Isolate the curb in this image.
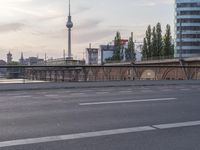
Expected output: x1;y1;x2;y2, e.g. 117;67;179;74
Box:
0;80;200;92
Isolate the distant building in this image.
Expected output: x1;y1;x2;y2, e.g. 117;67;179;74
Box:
7;52;13;64
23;57;44;66
98;39;129;65
19;52;24;65
175;0;200;57
0;60;6;65
98;45;115;65
46;58;85;66
0;60;7;78
86;48;98;65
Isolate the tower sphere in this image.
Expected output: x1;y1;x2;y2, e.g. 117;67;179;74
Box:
66;20;73;28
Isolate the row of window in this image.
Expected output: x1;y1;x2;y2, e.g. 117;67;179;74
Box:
177;34;200;38
177;26;200;31
177;18;200;23
178;11;200;15
177;3;200;8
177;42;200;46
176;50;200;54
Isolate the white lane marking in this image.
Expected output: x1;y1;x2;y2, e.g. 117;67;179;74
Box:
70;93;86;96
45;95;59;97
161;89;172;92
180;89;190;91
153;120;200;129
0;126;154;148
141;90;153;93
79;98;177;106
119;91;132;93
13;96;31;98
1;120;200;148
96;92;109;95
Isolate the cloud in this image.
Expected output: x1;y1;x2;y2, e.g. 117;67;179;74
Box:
76;19;103;30
0;23;25;33
0;0;174;60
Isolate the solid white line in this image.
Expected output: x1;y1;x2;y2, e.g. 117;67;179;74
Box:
0;120;200;148
153;120;200;129
0;126;154;148
79;98;177;106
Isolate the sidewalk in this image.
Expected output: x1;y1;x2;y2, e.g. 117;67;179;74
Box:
0;80;200;91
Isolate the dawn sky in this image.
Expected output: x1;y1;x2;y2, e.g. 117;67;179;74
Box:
0;0;174;60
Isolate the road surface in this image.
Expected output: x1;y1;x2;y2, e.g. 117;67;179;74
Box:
0;84;200;149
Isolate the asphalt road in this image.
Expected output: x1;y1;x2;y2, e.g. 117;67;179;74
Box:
0;84;200;149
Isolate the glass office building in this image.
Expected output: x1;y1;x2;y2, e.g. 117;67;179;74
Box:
175;0;200;58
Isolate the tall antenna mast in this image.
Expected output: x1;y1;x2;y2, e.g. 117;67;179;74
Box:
66;0;73;59
69;0;71;16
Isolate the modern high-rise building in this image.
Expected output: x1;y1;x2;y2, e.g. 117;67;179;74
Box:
175;0;200;58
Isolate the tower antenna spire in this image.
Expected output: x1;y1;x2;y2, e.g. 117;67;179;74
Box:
69;0;71;16
66;0;73;59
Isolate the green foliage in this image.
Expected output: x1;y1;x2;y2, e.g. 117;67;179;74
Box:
142;38;148;59
146;25;152;57
151;27;157;57
142;23;174;60
125;35;136;61
112;31;123;61
156;23;163;56
163;24;174;57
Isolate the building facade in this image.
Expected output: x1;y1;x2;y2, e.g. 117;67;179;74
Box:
86;48;98;65
175;0;200;58
98;45;115;65
7;52;13;64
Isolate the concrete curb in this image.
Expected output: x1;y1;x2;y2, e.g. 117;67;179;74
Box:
0;80;200;92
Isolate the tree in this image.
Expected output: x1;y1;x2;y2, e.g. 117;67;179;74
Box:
146;25;152;58
142;38;148;59
163;24;174;57
156;23;163;57
112;31;122;61
151;26;157;58
125;34;136;61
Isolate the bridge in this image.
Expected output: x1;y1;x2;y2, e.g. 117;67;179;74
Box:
23;57;200;82
0;59;200;150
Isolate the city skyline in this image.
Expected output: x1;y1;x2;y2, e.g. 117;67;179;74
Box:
0;0;174;61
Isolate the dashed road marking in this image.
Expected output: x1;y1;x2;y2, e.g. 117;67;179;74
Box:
153;120;200;129
119;91;132;93
13;96;32;98
79;98;177;106
180;89;190;91
96;92;109;95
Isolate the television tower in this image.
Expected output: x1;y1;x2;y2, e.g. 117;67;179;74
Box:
66;0;73;59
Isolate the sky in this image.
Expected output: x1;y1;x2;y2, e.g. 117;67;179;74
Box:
0;0;174;61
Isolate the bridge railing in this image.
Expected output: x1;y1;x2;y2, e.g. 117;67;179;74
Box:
0;64;200;84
